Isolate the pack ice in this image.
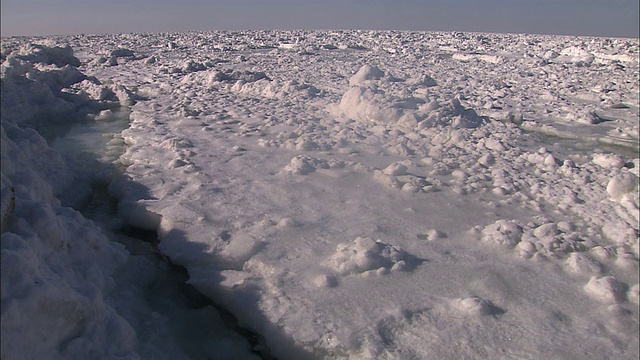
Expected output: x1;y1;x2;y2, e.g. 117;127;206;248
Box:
2;31;638;359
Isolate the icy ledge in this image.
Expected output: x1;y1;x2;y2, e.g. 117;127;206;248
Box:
1;43;261;359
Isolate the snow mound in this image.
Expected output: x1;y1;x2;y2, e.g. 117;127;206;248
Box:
181;69;238;85
336;87;482;128
70;79;118;103
417;98;483;129
372;167;436;193
593;153;626;168
326;237;409;275
422;229;447;241
180;66;322;100
602;221;638;247
584;276;627;303
335;64;483;128
1;44;134;127
415;74;438;87
606;173;638;201
337;86;402;124
109;48;136;58
1;61;83;125
481;220;523;248
231;78;321;100
564;253;603;275
452;53;503;64
450;296;502;316
515;222;588;258
10;43;81;67
382;162;409;176
283;155;329;175
349;64;384;86
555;46;595;65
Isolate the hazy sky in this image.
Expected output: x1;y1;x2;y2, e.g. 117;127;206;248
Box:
1;0;638;38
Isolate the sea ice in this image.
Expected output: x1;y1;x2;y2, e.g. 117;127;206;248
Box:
2;31;638;360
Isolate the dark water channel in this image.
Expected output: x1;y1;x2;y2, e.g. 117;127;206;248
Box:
47;110;275;360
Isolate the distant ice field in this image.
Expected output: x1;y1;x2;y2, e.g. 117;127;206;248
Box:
1;30;638;359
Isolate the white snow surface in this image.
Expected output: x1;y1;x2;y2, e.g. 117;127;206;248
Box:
2;31;639;359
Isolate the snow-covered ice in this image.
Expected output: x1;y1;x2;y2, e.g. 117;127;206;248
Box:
2;30;639;359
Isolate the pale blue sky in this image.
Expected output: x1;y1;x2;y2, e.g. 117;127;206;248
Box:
1;0;638;38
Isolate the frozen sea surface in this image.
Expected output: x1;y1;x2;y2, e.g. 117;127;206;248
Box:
1;31;639;359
